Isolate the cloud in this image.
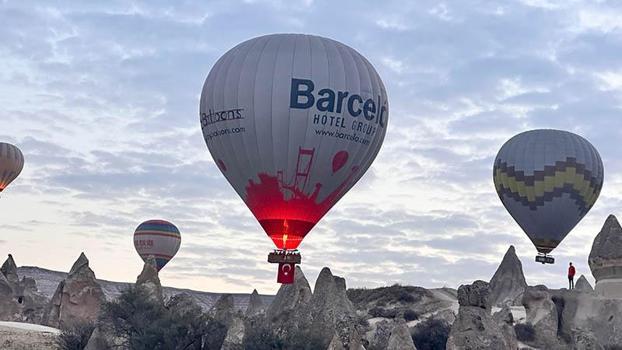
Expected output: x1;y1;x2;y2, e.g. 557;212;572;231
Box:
1;0;622;294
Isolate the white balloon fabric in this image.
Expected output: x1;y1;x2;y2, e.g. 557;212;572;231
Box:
133;220;181;271
200;34;388;250
0;142;24;193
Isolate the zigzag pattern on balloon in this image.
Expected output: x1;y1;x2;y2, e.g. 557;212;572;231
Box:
493;157;603;214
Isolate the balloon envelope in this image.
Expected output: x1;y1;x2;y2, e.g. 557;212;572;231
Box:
493;129;604;254
200;34;388;250
133;220;181;271
0;143;24;193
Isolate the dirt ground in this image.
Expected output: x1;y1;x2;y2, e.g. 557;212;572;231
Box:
0;324;59;350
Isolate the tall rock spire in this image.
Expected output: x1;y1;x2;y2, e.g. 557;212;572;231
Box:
489;245;527;307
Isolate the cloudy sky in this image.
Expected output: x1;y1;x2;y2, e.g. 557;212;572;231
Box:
2;0;622;294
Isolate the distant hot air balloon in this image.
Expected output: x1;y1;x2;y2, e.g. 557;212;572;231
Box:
133;220;181;271
493;129;604;264
0;142;24;194
199;34;388;283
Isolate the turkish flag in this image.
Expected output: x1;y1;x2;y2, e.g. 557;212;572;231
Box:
277;263;295;284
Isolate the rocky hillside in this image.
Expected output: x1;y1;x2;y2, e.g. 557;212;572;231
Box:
4;213;622;349
17;265;274;311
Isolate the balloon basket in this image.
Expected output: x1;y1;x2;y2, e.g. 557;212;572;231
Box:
535;254;555;264
268;250;301;284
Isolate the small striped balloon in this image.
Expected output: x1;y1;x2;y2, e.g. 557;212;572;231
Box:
133;220;181;271
0;142;24;193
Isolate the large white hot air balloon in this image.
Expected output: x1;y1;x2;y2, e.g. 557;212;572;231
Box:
200;34;388;283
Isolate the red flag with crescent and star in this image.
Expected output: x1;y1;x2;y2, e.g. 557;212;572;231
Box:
277;263;295;284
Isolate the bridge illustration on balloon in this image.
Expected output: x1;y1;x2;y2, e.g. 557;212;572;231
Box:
241;147;358;283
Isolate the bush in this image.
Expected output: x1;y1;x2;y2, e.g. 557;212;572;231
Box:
368;306;398;319
403;309;419;321
398;290;416;303
347;284;427;307
56;322;95;350
243;324;285;350
203;320;227;350
102;287;215;350
411;318;450;350
514;324;535;342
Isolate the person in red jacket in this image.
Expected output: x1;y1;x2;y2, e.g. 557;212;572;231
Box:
568;262;576;290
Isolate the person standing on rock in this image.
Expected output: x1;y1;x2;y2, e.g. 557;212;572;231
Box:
568;262;576;290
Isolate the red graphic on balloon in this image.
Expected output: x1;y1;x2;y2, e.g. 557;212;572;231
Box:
244;147;359;250
332;151;349;174
217;159;227;172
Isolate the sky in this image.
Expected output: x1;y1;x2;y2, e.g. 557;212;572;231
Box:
2;0;622;295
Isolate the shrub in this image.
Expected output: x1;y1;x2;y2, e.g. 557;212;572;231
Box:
56;322;95;350
411;318;450;350
398;290;416;303
347;284;427;307
203;320;228;350
514;323;536;342
102;287;215;350
403;309;419;321
243;323;287;350
369;306;398;319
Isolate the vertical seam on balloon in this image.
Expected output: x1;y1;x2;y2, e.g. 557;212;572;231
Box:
520;131;538;250
577;134;594;216
267;35;285;182
245;36;271;192
311;36;334;198
206;42;239;192
295;34;313;195
339;44;371;202
284;35;299;201
354;51;386;190
232;39;259;195
345;49;373;195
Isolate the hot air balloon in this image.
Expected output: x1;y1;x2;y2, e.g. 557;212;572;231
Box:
0;142;24;194
199;34;388;283
133;220;181;271
493;129;604;264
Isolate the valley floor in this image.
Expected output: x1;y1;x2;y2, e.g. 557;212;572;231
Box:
0;321;59;350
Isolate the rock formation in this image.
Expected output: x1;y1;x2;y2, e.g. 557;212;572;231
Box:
305;267;360;349
1;254;19;285
245;289;264;317
327;333;346;350
446;280;514;350
212;293;235;327
135;255;162;303
386;321;417;350
0;267;19;320
489;245;527;307
221;316;245;350
0;254;47;323
492;306;518;350
43;252;105;328
575;275;594;293
368;320;392;350
589;214;622;298
84;325;124;350
572;328;604;350
265;266;312;337
522;285;564;349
